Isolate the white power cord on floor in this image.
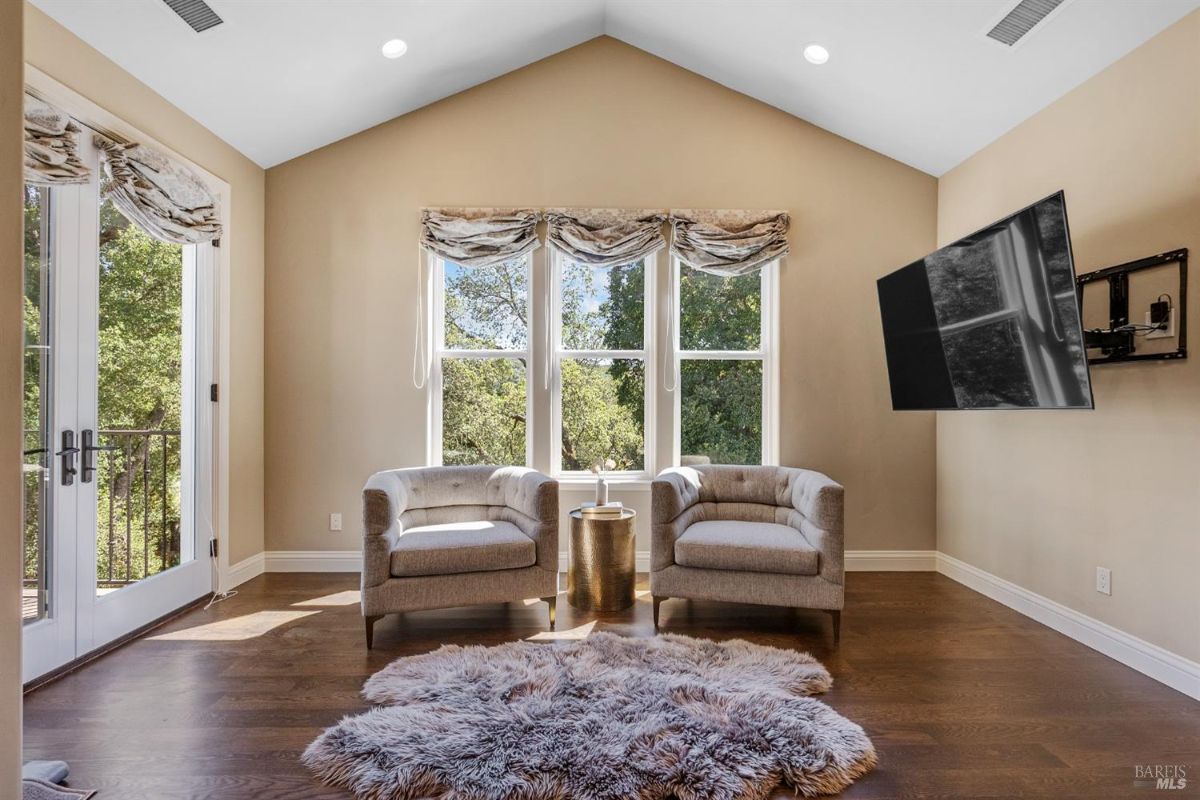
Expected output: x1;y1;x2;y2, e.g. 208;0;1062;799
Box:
203;589;237;610
204;550;237;610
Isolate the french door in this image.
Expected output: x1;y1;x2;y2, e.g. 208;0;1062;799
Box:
22;135;216;682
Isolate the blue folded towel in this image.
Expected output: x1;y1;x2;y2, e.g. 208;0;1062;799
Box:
21;761;69;784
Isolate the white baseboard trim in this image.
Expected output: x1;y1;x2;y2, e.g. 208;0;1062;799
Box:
845;549;938;571
936;552;1200;701
549;550;938;573
225;552;265;589
254;549;940;577
264;550;362;572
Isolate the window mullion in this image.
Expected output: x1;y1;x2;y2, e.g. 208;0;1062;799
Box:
440;349;528;359
560;349;645;360
677;351;764;360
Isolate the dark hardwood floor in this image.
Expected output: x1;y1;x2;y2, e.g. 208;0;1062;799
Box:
23;572;1199;799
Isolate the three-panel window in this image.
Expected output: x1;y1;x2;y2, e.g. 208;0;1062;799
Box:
432;251;778;479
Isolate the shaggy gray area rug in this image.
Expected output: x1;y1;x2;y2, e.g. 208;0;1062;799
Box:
304;632;875;800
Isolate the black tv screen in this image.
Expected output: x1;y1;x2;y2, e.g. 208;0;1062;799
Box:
877;191;1093;410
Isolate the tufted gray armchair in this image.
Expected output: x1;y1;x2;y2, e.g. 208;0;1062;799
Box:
360;465;558;648
650;464;845;642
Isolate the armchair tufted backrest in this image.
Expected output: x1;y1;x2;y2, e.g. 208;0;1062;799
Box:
692;465;794;505
382;465;541;528
692;464;796;526
655;464;843;529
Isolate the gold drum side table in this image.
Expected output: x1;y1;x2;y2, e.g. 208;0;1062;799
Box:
567;508;636;611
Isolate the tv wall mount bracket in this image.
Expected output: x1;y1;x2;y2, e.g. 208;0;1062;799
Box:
1076;248;1187;365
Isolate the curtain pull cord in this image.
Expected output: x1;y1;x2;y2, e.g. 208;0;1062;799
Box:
664;256;677;392
412;245;427;390
544;244;553;391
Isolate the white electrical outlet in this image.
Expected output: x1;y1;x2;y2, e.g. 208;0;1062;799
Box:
1095;566;1111;596
329;512;343;532
1145;309;1175;340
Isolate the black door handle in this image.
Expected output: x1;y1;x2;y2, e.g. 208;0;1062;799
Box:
81;429;121;484
55;430;79;486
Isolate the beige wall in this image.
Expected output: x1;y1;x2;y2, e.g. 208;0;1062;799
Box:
2;1;25;792
265;37;938;555
937;11;1200;661
24;5;267;564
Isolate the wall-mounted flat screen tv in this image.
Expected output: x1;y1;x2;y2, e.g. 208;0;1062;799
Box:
877;191;1093;410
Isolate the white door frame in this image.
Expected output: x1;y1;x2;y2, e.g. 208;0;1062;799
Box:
20;182;85;680
21;67;230;681
75;129;215;648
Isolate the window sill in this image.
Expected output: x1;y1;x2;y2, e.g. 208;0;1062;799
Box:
555;476;653;491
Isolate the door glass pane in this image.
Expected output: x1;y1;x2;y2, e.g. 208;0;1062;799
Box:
443;258;528;350
561;259;644;350
95;199;187;593
680;359;762;465
679;266;761;351
23;186;52;623
442;357;527;466
560;357;644;472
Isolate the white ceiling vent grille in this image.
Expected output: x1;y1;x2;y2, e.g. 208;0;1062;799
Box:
986;0;1065;46
162;0;223;33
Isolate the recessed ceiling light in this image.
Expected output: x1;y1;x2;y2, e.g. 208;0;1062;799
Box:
381;39;408;59
803;44;829;65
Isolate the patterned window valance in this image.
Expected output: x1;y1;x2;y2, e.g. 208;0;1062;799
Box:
23;96;90;186
420;208;540;268
670;209;790;276
411;206;790;389
543;208;665;267
412;208;540;389
95;135;222;245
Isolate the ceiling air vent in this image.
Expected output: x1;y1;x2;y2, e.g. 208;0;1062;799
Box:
986;0;1065;46
162;0;223;33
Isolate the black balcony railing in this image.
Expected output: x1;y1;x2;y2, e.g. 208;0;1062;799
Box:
96;428;182;589
22;428;183;612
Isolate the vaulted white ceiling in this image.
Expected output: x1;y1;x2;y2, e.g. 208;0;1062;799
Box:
30;0;1200;174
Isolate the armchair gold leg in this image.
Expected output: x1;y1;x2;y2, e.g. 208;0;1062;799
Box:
542;596;557;631
652;596;664;629
364;615;382;649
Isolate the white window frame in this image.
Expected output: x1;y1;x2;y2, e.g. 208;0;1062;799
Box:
423;248;778;481
549;249;657;481
671;257;780;466
429;253;534;468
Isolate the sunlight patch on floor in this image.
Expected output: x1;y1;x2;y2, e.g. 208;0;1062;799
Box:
521;596;556;607
148;610;320;641
527;621;595;641
292;590;361;607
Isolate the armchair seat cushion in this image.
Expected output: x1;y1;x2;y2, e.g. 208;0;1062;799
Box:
674;520;819;576
390;520;536;578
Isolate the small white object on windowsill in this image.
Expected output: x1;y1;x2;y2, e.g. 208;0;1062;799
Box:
590;458;616;506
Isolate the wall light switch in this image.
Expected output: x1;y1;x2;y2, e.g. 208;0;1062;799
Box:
1095;566;1111;596
330;512;343;532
